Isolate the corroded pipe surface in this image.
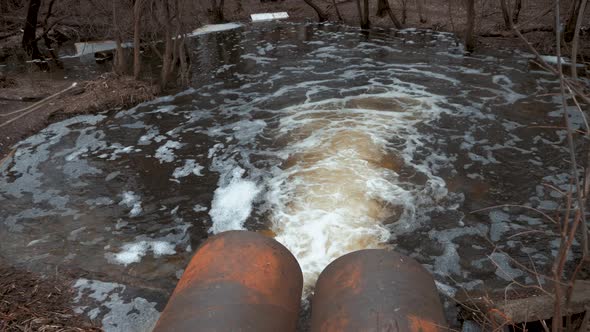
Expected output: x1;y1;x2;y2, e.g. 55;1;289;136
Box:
153;231;303;332
311;249;446;332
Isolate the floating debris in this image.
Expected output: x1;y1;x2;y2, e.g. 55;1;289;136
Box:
251;12;289;22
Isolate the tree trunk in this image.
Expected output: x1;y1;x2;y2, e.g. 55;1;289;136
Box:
355;0;364;28
332;0;343;21
209;0;225;23
176;0;190;86
160;2;173;90
362;0;370;28
1;0;8;15
500;0;511;30
448;0;455;32
377;0;387;17
303;0;328;22
512;0;522;24
464;0;476;52
112;0;125;75
41;0;60;68
565;0;582;42
416;0;426;23
379;0;402;29
400;0;407;24
355;0;370;28
133;0;143;80
22;0;41;59
570;0;588;79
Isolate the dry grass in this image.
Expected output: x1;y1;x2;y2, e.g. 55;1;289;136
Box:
0;259;101;332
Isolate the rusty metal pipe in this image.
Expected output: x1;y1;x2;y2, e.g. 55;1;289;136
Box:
311;249;447;332
153;231;303;332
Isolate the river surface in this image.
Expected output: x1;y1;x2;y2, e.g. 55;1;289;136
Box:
0;22;582;330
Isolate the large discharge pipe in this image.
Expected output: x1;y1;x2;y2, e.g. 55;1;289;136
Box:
153;231;303;332
311;249;447;332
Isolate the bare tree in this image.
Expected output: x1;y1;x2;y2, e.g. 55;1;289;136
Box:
377;0;387;17
416;0;426;23
133;0;143;80
464;0;476;52
500;0;511;29
570;0;588;79
377;0;402;29
38;0;60;65
362;0;370;27
564;0;582;42
500;0;521;30
332;0;343;22
355;0;370;29
396;0;407;24
208;0;224;24
159;0;173;88
1;0;8;15
303;0;328;22
112;0;125;75
22;0;41;59
512;0;521;24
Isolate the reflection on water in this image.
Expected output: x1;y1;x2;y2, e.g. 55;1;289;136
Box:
0;22;571;329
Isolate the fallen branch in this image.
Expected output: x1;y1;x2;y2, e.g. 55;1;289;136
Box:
512;26;590;105
0;83;78;129
0;29;20;41
0;149;15;168
464;280;590;325
480;26;553;37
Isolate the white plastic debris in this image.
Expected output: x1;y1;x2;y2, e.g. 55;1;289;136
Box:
250;12;289;22
73;41;132;57
188;23;242;37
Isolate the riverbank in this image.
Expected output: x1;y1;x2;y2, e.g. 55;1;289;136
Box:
0;256;100;331
0;73;156;161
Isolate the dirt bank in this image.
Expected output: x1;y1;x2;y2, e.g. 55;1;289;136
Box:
0;73;156;330
0;73;156;161
0;256;101;332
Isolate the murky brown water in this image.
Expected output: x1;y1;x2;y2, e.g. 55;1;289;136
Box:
0;22;581;330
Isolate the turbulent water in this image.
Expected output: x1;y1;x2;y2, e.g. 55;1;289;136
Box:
0;22;581;330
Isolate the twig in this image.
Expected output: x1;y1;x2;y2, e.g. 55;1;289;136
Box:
471;204;558;224
0;149;15;168
570;0;588;79
554;0;589;260
518;5;553;29
579;307;590;332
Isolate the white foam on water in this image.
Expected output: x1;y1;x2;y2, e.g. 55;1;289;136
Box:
172;159;204;179
193;204;208;212
73;278;159;332
209;167;261;234
154;141;183;163
111;240;176;266
120;191;142;218
241;53;277;65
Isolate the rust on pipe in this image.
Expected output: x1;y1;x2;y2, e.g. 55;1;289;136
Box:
311;249;447;332
153;230;303;332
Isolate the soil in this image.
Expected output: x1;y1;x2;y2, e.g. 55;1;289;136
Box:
0;257;101;332
0;73;156;161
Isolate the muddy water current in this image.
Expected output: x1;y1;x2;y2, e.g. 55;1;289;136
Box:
0;22;582;330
